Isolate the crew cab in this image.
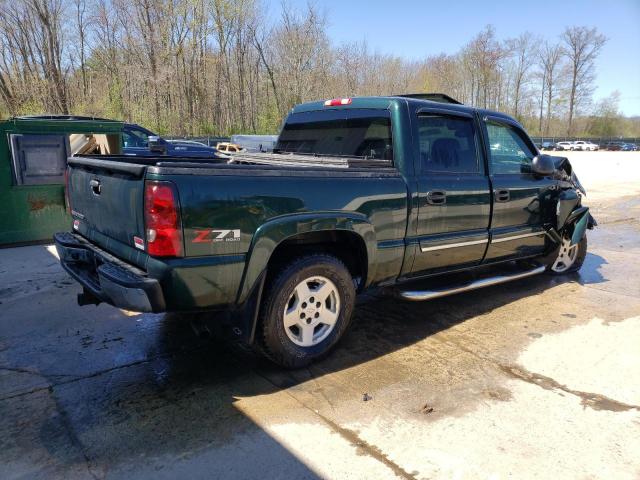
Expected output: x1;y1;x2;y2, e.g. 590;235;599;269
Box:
55;95;594;367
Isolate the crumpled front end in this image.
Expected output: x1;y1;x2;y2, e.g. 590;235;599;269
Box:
550;156;596;246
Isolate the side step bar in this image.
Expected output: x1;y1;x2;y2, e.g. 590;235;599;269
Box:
397;265;546;302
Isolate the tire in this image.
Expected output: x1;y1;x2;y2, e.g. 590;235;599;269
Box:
258;254;356;368
547;234;587;274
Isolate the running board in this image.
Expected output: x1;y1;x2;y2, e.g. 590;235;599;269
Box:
397;265;546;301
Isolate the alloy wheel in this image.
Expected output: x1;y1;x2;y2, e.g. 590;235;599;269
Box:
282;276;341;347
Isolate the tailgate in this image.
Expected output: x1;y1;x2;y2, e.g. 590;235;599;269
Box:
68;157;146;249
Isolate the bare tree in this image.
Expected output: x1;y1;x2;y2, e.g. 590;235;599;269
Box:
506;32;537;120
538;42;564;135
561;26;607;135
0;4;630;138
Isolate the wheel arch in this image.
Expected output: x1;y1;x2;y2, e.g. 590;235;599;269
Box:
236;212;376;306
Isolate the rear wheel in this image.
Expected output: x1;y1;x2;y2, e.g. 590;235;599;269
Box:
547;234;587;274
258;254;356;368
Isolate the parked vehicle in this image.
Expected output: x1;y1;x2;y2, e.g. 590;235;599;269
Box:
231;134;279;153
622;143;639;151
572;141;598;151
55;95;594;367
602;142;624;151
540;141;558;151
216;142;245;153
122;123;221;158
556;141;573;151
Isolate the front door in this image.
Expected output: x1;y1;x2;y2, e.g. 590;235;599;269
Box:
410;108;491;276
482;116;557;261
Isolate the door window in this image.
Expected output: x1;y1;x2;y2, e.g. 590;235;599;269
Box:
417;115;480;173
122;127;149;148
486;121;535;174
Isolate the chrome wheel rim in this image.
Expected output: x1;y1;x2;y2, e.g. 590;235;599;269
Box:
283;276;340;347
551;236;579;273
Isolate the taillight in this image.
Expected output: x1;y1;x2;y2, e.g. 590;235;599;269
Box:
64;167;71;214
324;98;352;107
144;180;183;257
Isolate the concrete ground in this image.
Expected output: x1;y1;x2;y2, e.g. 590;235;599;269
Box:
1;151;639;479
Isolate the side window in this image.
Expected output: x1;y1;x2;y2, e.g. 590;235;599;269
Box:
122;128;149;148
417;115;479;173
486;121;535;174
9;134;68;186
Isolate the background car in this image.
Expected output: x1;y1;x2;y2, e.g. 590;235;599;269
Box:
216;142;245;153
622;143;639;151
540;141;558;151
556;141;573;151
602;142;624;151
572;141;598;151
122;123;221;158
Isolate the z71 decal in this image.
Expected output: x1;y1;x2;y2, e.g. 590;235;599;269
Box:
193;229;241;243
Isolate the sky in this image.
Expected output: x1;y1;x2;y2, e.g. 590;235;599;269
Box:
277;0;640;116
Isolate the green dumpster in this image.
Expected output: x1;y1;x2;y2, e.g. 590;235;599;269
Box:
0;116;123;246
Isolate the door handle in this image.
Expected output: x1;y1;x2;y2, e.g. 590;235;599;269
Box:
426;190;447;205
494;189;509;202
90;179;101;196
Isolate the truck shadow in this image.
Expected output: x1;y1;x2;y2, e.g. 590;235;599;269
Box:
34;262;607;475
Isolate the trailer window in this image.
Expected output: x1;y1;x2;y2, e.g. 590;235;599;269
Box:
276;109;393;161
9;134;68;186
10;133;121;186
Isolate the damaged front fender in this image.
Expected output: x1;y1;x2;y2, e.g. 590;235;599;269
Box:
570;208;590;246
557;206;594;246
550;155;595;246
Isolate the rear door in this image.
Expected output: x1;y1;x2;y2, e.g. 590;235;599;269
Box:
482;116;556;261
410;107;491;275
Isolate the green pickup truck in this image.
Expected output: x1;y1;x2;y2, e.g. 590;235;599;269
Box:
55;95;594;367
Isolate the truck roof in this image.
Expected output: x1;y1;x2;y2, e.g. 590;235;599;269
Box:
12;114;122;122
291;95;518;126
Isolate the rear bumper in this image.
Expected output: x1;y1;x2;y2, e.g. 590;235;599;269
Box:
54;232;166;313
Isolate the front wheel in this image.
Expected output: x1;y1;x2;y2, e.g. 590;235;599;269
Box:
258;254;356;368
547;234;587;274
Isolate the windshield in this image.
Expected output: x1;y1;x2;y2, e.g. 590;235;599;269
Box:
275;109;393;160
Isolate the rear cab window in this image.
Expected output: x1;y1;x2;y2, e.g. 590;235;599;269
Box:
275;109;393;161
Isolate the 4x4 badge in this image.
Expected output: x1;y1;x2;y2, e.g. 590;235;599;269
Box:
193;229;241;243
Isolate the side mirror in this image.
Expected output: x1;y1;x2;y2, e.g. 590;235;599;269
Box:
148;136;167;155
531;154;555;176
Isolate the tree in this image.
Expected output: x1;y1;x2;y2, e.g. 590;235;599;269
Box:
461;25;505;109
589;91;621;137
0;7;630;138
561;26;607;135
506;32;537;120
538;41;564;135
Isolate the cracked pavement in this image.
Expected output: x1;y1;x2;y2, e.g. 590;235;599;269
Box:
1;152;639;479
